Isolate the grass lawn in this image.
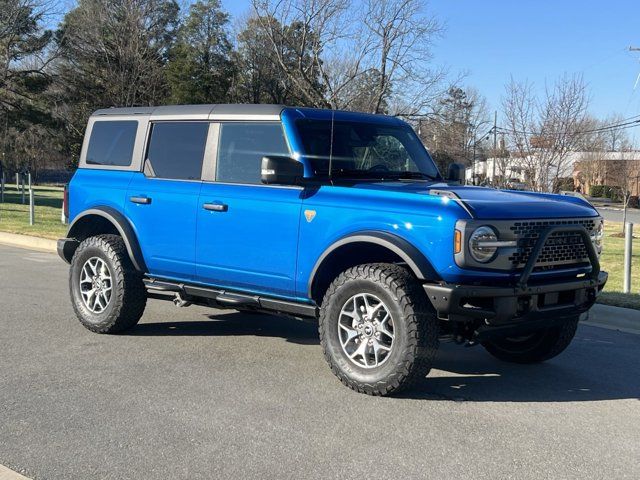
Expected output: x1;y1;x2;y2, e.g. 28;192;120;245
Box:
0;184;67;239
597;221;640;310
1;185;639;309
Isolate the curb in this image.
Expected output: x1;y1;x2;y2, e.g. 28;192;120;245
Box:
0;232;57;253
0;464;31;480
583;304;640;335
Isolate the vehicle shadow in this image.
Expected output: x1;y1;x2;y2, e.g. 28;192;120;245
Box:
129;311;320;346
402;326;640;402
130;314;639;402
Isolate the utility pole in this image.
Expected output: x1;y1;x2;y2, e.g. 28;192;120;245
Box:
492;111;497;184
630;46;640;89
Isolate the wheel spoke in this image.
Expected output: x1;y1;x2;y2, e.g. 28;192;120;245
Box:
362;294;372;314
379;313;394;339
80;265;92;284
92;292;101;311
88;258;98;276
339;322;359;345
341;309;357;319
372;340;391;367
81;288;95;304
369;301;384;318
350;340;369;366
353;296;361;318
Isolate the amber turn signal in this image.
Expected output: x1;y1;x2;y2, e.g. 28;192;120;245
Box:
454;230;462;254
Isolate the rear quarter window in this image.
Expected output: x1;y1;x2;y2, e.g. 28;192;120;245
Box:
86;121;138;167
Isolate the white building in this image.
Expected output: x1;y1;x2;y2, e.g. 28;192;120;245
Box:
466;151;640;191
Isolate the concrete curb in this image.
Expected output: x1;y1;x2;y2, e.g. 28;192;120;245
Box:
583;303;640;335
0;464;31;480
0;232;57;253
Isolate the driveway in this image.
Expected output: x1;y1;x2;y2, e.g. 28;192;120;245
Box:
1;245;638;479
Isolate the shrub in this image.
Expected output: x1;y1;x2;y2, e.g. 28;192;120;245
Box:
590;185;606;197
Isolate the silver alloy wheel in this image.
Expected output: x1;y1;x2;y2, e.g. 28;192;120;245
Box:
338;293;395;369
79;256;113;314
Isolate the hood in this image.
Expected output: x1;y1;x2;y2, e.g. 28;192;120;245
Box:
347;181;599;220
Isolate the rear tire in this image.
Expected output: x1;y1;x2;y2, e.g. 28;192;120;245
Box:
319;263;438;396
482;316;579;364
69;234;146;333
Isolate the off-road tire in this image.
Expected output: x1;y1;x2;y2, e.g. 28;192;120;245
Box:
319;263;439;396
70;234;146;333
482;316;579;364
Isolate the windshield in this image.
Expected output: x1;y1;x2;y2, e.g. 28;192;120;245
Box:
295;119;441;180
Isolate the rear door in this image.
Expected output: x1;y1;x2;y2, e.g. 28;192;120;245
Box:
126;121;212;281
195;122;303;298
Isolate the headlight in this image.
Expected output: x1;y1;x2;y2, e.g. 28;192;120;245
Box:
592;221;604;253
469;226;498;263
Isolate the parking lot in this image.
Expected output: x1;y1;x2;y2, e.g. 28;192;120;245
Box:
1;244;639;479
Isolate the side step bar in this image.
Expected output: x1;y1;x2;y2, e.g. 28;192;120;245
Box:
143;278;318;319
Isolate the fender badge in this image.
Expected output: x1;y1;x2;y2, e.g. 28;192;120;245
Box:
304;209;316;222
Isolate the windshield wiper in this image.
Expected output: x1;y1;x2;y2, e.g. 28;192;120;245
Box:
389;172;437;180
329;170;437;181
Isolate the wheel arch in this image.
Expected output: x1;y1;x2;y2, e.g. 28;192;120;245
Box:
61;207;147;272
308;231;439;304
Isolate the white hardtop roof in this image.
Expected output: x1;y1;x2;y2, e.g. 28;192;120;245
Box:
91;104;286;120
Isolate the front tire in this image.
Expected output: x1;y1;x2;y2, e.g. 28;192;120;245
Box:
482;316;579;364
70;234;147;333
319;264;438;396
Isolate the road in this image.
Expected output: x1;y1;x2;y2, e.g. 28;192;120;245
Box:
596;206;640;224
1;244;639;480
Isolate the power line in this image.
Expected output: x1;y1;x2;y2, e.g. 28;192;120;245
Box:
494;115;640;137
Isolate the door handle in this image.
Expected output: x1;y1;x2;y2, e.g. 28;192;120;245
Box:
130;196;152;205
203;202;228;212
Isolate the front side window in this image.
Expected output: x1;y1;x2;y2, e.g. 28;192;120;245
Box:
295;119;440;180
216;122;290;184
145;122;209;180
86;120;138;167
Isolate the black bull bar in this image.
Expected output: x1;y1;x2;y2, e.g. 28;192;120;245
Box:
424;225;608;326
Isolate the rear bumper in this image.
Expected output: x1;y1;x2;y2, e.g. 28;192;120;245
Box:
423;271;608;324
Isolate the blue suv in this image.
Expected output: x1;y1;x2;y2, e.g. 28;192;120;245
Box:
58;104;607;396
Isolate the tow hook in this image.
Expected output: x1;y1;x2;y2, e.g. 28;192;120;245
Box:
173;293;192;308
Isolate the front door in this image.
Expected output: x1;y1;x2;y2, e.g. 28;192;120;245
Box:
125;121;209;281
196;122;303;298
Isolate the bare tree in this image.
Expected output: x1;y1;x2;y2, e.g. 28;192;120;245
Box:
607;155;640;232
501;74;589;192
361;0;445;115
249;0;446;113
419;86;490;175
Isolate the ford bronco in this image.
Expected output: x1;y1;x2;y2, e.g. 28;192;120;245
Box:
58;104;607;396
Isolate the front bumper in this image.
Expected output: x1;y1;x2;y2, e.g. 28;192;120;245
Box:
425;223;607;324
424;271;607;324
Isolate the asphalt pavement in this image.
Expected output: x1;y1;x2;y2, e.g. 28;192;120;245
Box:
1;245;639;480
596;206;640;224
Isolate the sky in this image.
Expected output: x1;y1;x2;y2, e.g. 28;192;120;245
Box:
221;0;640;124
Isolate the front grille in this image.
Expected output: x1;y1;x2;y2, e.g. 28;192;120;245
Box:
507;218;598;270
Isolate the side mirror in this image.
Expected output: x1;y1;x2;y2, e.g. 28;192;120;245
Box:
261;156;304;185
447;163;465;184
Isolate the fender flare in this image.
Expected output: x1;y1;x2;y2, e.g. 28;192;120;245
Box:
65;207;147;272
307;230;440;297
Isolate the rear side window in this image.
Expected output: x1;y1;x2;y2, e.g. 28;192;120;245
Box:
86;121;138;167
216;122;289;184
145;122;209;180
